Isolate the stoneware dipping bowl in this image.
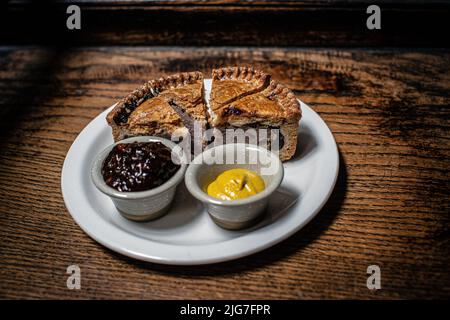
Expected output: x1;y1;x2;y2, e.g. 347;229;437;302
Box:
185;143;284;230
91;136;188;222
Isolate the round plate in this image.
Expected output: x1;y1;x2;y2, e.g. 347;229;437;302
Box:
61;80;339;265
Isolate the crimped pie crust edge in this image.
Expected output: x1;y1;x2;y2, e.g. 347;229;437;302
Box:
212;66;270;86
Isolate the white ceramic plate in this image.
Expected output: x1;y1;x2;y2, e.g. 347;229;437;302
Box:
61;79;339;265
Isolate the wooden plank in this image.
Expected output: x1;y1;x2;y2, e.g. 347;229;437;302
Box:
10;0;450;5
0;46;449;299
1;2;449;46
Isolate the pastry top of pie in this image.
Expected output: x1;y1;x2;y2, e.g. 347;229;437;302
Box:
106;71;206;132
209;67;301;126
128;77;206;128
107;72;204;125
210;67;270;106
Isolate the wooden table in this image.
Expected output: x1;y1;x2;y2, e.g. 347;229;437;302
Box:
2;1;450;47
0;46;448;299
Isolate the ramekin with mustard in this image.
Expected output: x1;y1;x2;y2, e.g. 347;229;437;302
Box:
185;143;284;230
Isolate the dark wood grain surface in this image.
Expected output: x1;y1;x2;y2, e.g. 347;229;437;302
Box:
2;1;450;46
0;46;449;299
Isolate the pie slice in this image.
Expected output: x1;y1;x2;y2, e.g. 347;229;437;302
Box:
107;72;207;149
208;67;301;161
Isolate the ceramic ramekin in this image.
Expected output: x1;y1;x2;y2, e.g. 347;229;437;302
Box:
91;136;187;222
185;143;284;230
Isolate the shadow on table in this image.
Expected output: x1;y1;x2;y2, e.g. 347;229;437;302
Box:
0;47;67;141
113;148;348;276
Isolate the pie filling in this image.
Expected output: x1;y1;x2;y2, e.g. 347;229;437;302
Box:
114;101;139;125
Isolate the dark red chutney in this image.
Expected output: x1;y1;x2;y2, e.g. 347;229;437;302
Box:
102;141;180;192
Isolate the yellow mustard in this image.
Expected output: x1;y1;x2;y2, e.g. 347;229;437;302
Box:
207;168;265;201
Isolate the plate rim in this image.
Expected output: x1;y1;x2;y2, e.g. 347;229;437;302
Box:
61;98;339;265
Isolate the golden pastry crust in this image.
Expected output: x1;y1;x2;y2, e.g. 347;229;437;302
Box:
211;79;301;126
106;72;205;141
210;66;270;109
107;71;203;125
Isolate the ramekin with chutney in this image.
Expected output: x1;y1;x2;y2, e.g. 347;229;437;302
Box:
91;136;187;221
